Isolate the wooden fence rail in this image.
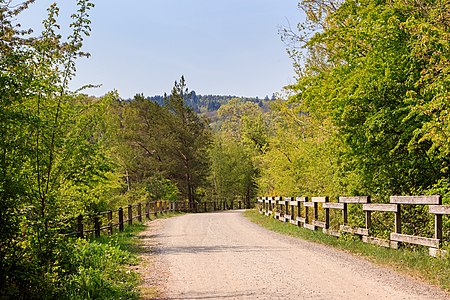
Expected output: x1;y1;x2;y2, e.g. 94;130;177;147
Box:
72;199;245;238
257;195;449;257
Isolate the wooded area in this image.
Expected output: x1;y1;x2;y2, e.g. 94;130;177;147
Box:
2;0;450;298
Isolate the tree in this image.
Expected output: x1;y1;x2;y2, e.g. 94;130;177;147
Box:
164;77;211;205
0;1;108;296
256;99;343;198
209;134;257;208
275;0;450;200
111;78;211;206
210;98;267;207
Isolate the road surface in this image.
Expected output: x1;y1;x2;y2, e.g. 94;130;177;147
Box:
140;210;449;299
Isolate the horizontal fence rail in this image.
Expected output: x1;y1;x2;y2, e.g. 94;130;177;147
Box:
257;195;449;257
71;199;246;238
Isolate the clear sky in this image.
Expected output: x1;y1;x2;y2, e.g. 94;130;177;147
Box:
19;1;304;99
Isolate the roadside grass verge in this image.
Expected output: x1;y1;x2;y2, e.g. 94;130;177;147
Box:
93;211;185;253
76;211;185;300
244;209;450;292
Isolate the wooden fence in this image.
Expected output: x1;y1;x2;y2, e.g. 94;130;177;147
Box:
72;199;245;238
256;195;450;257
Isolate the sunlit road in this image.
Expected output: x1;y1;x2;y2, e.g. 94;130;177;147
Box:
150;210;449;299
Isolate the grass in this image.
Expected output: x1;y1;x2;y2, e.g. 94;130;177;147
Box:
92;211;185;300
93;222;147;254
93;211;185;252
244;209;450;292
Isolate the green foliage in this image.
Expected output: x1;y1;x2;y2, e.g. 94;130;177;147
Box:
145;175;180;202
0;1;142;298
164;77;212;203
252;0;450;248
1;233;139;299
62;239;139;300
257;99;343;197
260;0;450;203
209;135;257;204
111;77;211;205
208;99;266;207
148;92;266;114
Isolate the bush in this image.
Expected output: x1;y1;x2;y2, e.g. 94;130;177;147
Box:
1;235;140;300
61;239;139;300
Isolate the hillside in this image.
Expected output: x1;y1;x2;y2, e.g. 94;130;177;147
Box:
148;91;275;113
148;91;275;130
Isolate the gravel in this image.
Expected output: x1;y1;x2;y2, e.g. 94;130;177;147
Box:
140;210;450;300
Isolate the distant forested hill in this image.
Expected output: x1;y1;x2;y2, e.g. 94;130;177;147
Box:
147;91;275;114
147;91;275;131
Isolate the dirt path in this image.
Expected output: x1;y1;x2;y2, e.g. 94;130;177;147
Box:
140;210;449;299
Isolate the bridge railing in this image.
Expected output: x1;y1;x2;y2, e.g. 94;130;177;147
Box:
256;195;450;257
68;199;244;238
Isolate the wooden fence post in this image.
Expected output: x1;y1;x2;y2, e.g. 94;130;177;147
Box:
324;196;329;229
305;197;310;225
394;204;401;234
434;195;443;243
128;204;133;226
154;201;158;217
435;214;443;241
365;196;372;231
285;199;290;218
119;207;124;232
138;202;142;222
146;202;150;219
314;201;319;224
343;203;348;225
108;210;113;235
77;214;84;238
94;216;100;238
239;200;242;209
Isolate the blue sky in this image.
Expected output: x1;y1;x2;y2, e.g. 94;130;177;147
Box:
20;1;304;98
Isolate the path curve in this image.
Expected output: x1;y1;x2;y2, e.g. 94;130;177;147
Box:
147;210;449;299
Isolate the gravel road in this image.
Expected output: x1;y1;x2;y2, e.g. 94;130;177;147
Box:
144;210;449;299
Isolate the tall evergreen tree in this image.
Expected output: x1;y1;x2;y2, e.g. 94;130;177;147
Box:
164;77;211;205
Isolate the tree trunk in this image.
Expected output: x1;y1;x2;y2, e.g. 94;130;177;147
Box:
245;185;251;209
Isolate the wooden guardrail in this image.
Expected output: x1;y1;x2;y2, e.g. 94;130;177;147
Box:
71;199;245;238
257;195;449;257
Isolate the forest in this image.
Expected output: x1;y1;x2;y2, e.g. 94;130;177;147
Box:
2;0;450;298
147;92;268;114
